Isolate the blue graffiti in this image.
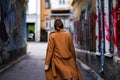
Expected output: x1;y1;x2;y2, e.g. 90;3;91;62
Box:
0;0;27;64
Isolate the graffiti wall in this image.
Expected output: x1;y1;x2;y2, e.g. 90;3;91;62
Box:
0;0;27;64
73;0;120;79
74;2;96;52
116;0;120;57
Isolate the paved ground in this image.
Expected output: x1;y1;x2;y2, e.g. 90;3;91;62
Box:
0;42;103;80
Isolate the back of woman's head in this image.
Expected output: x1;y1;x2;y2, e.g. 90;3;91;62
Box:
54;19;63;31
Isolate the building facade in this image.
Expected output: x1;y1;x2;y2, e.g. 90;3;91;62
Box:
26;0;40;42
40;0;73;41
0;0;27;66
72;0;120;79
40;0;51;42
49;0;73;32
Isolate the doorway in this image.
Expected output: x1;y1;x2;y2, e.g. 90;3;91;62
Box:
27;23;35;41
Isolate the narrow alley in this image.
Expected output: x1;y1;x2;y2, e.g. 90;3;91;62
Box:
0;42;103;80
0;0;120;80
0;42;46;80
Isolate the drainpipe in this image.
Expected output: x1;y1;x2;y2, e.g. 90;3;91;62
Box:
97;0;105;73
109;0;114;54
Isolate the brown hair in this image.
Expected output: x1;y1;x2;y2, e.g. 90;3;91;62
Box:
54;19;63;31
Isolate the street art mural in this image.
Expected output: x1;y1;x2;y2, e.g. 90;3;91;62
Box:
116;0;120;57
74;2;96;52
0;0;27;65
73;0;120;57
72;0;120;79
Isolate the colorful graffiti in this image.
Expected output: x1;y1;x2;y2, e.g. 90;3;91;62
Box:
73;0;120;57
74;2;96;52
0;0;27;64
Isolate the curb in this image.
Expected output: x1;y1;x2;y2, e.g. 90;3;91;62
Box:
76;59;104;80
0;54;27;73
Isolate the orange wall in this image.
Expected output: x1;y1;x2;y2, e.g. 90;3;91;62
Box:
41;0;51;30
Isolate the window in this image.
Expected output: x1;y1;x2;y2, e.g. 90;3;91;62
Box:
46;19;50;29
45;0;50;8
51;18;54;28
59;0;65;4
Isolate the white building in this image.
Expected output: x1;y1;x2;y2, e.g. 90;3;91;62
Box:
26;0;40;42
49;0;73;32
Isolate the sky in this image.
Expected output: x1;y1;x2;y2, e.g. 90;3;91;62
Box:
27;0;37;14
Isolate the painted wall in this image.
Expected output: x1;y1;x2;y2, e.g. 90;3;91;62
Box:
0;0;27;64
41;0;51;30
72;0;120;79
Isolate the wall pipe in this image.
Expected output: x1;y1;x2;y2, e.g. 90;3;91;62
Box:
109;0;114;54
97;0;105;73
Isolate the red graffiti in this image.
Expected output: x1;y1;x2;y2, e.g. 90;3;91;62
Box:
104;13;110;42
96;35;98;40
112;7;118;47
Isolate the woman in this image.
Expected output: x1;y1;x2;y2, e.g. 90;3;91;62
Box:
44;19;82;80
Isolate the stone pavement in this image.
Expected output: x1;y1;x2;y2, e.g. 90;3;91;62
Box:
0;42;103;80
77;59;104;80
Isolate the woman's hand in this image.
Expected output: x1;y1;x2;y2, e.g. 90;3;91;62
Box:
44;65;49;71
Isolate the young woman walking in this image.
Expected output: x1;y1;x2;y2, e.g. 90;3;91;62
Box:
44;19;82;80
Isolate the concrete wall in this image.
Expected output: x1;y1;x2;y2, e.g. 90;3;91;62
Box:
41;0;51;30
76;50;120;80
72;0;120;79
0;0;27;65
40;0;51;42
26;0;40;42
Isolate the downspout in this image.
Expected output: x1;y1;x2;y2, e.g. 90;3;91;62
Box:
97;0;105;73
109;0;114;54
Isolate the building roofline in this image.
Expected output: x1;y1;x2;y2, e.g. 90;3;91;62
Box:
50;13;70;16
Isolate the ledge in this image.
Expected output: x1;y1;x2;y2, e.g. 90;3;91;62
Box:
75;49;114;58
95;52;101;56
114;56;120;63
104;53;114;58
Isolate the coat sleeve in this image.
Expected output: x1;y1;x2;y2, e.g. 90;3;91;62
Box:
69;34;76;61
45;35;54;66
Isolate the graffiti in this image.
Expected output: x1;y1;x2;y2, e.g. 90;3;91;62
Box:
112;8;117;47
74;2;96;52
0;0;27;64
104;13;110;42
109;0;114;54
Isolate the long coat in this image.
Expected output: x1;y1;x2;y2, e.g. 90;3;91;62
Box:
45;29;82;80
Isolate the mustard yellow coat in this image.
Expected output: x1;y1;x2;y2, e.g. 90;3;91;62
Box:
45;29;82;80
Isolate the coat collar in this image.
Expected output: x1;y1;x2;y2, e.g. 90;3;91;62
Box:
55;29;65;32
